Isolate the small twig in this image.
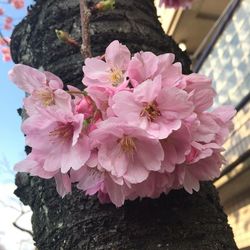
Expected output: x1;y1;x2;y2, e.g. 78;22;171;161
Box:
13;209;33;236
0;199;33;236
13;222;33;236
79;0;92;58
0;30;10;47
0;200;20;212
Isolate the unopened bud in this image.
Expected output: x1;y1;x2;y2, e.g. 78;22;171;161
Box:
75;96;95;119
55;29;79;48
95;0;115;11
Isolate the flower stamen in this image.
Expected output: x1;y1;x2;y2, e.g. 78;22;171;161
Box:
119;136;136;153
49;123;74;141
140;102;161;121
34;89;55;106
109;68;123;86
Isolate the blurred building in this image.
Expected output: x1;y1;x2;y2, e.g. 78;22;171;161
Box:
156;0;250;249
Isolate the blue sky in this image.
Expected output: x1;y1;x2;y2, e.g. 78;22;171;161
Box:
0;0;34;183
0;2;34;250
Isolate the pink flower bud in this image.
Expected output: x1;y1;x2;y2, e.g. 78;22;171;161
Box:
75;96;95;119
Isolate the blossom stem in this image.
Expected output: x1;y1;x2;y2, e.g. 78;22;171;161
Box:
66;90;87;96
79;0;92;58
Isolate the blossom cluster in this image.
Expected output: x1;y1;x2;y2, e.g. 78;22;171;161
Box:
10;40;235;207
0;0;24;61
159;0;193;9
0;38;11;61
0;0;24;29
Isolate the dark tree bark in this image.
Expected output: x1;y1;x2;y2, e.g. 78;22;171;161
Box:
11;0;238;249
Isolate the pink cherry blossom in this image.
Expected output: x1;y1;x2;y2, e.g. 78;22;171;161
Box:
9;64;63;93
0;1;24;62
161;125;191;173
211;106;236;144
184;73;216;113
11;40;235;207
126;172;174;200
100;172;174;207
90;118;164;185
193;112;221;143
14;149;58;179
82;40;130;90
173;151;223;194
193;105;235;144
15;150;72;198
3;16;13;30
127;51;182;87
185;141;220;164
11;0;24;9
4;16;13;23
71;167;105;196
22;105;91;174
86;85;113;118
1;47;11;61
112;76;193;139
9;64;65;115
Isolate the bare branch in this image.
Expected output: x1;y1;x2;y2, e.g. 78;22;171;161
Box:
0;199;33;236
0;200;20;212
13;222;33;237
13;208;33;236
0;30;10;47
79;0;92;58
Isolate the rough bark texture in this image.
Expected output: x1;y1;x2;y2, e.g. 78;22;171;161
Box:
12;0;238;249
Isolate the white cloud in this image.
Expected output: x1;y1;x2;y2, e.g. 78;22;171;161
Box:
0;183;34;250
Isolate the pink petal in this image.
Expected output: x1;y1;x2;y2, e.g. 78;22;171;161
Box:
135;139;164;171
83;58;109;82
44;71;64;89
123;160;149;184
54;89;73;115
157;87;194;119
127;51;158;86
133;76;162;103
105;40;131;70
105;175;125;207
61;135;90;173
112;91;142;122
54;172;72;197
8;64;46;93
183;169;200;194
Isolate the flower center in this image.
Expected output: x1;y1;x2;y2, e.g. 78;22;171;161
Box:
119;136;136;153
140;102;161;121
34;89;55;107
109;68;123;86
49;123;74;142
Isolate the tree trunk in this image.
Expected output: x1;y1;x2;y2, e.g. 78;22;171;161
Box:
11;0;238;249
